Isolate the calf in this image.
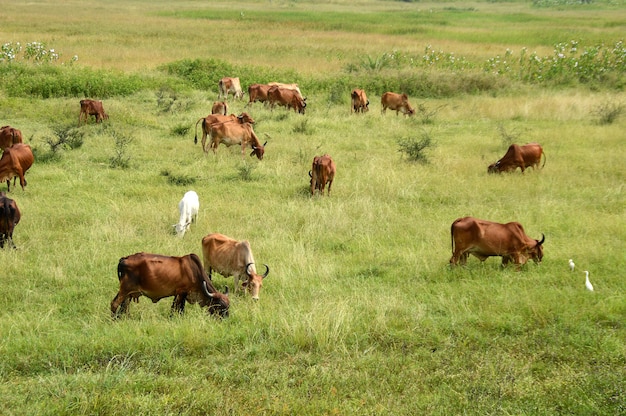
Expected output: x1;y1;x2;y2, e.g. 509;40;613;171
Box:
351;89;369;113
381;92;415;116
78;99;108;125
202;233;270;300
0;144;34;192
0;192;21;249
310;154;336;196
111;252;229;319
173;191;199;237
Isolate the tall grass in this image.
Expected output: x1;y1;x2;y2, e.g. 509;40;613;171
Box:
0;1;624;415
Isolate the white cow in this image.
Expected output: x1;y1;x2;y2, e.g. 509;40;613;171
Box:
174;191;199;237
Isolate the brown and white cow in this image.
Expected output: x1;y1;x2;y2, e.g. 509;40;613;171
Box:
218;77;244;100
211;101;229;116
0;192;20;249
268;86;306;114
0;144;34;192
194;112;256;154
351;89;369;113
310;154;336;196
449;217;545;269
111;252;230;319
78;99;108;126
208;120;266;160
0;126;23;150
488;143;545;174
202;233;270;301
381;92;415;116
247;83;272;106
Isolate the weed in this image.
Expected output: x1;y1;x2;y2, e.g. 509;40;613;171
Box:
592;101;624;125
237;162;257;181
397;130;435;163
109;130;133;169
36;125;84;162
496;123;522;148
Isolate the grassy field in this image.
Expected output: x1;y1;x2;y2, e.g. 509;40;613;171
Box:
0;0;625;415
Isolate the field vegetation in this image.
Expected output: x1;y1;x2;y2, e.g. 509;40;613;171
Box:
0;0;624;414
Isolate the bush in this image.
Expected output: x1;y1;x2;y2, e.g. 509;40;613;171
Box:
592;101;624;125
397;131;435;163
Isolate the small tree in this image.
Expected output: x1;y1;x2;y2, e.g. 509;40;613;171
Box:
397;130;435;163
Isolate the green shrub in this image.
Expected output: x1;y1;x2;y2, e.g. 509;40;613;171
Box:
397;130;435;163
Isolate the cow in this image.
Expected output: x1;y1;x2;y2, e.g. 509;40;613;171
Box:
209;120;266;160
218;77;244;100
78;99;108;126
351;89;369;113
0;192;20;249
449;217;545;269
488;143;546;174
111;252;230;319
268;86;306;114
381;92;415;116
194;112;256;154
310;154;336;196
211;101;229;115
0;144;34;192
247;83;272;106
201;233;270;301
268;82;303;100
173;191;199;237
0;126;23;150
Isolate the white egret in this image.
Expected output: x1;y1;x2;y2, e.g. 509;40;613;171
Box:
584;271;594;291
569;259;575;272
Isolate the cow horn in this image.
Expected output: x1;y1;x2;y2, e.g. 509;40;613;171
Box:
263;141;267;146
245;262;254;277
308;170;312;178
537;233;545;245
262;264;270;279
202;280;214;298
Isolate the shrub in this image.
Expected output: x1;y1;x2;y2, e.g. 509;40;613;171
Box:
109;131;133;169
36;125;84;162
592;101;624;125
397;130;435;163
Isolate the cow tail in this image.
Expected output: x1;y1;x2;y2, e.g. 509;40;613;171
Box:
194;118;203;145
117;258;126;280
450;221;456;257
541;150;547;169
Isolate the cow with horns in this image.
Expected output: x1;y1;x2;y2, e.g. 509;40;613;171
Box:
488;143;546;174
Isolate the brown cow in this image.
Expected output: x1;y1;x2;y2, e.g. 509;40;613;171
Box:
381;92;415;116
78;99;108;126
194;112;256;154
449;217;545;269
0;126;23;150
268;86;306;114
211;101;229;115
0;144;34;192
310;154;336;196
202;233;269;301
488;143;546;174
247;83;272;106
218;77;244;100
111;252;230;319
268;82;303;100
351;89;369;113
208;120;266;160
0;192;20;249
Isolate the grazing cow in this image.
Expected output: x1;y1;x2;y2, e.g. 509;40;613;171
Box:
488;143;546;174
0;126;23;150
211;101;229;115
111;252;230;319
268;82;303;99
173;191;199;237
78;99;108;126
202;233;270;301
449;217;545;269
194;112;256;154
247;83;272;106
268;86;306;114
381;92;415;116
0;144;34;192
209;120;266;160
0;192;20;249
351;89;369;113
218;77;244;100
310;154;336;196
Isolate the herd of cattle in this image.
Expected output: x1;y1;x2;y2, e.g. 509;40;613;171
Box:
0;77;550;319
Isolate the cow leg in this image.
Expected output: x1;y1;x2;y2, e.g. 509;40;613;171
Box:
171;294;186;316
327;179;333;196
111;292;131;319
6;179;10;192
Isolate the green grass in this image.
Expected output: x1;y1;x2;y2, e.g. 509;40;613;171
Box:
0;1;625;415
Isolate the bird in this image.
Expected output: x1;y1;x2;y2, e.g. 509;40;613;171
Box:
569;259;575;272
584;271;594;291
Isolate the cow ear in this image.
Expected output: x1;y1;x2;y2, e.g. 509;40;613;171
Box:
224;286;229;295
263;141;267;146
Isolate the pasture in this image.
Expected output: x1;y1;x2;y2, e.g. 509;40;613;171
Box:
0;0;625;414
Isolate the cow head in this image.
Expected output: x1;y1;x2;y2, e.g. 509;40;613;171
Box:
243;263;270;300
250;141;267;160
173;222;190;237
202;281;230;318
528;234;545;263
237;112;255;124
488;161;501;173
